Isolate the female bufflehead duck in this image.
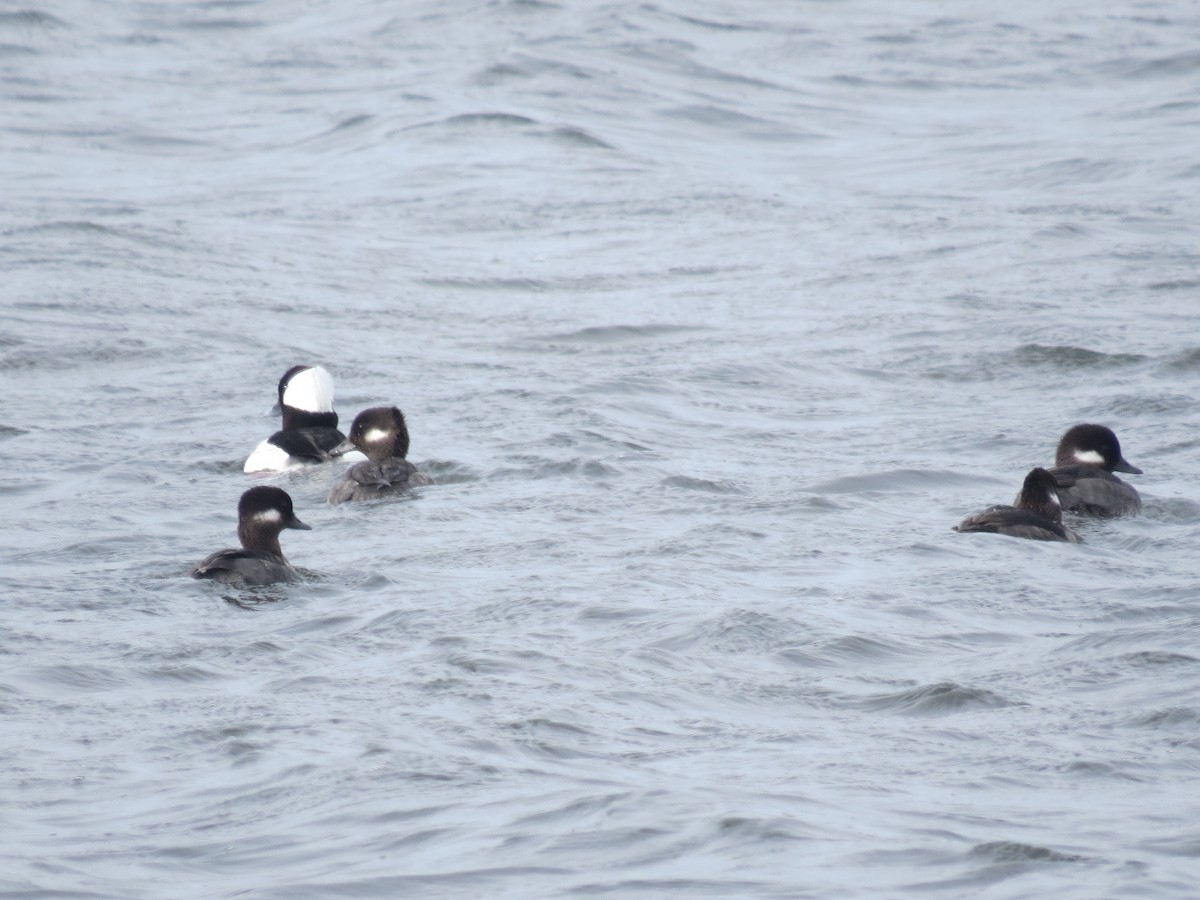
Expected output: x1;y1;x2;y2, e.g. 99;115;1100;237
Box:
192;486;311;585
328;406;433;504
244;365;355;473
954;467;1080;543
1047;423;1142;517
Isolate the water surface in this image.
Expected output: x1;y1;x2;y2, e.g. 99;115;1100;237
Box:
2;1;1199;897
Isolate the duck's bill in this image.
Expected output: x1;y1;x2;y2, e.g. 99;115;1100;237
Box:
1114;458;1142;475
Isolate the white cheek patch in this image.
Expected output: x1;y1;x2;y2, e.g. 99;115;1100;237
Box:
282;366;335;413
253;509;283;525
1074;449;1104;465
364;427;390;445
1050;492;1061;507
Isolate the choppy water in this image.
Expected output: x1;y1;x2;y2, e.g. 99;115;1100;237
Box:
3;1;1200;896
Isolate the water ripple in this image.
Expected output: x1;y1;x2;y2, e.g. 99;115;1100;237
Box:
854;682;1015;716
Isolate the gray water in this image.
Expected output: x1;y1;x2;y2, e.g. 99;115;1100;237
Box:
3;1;1200;896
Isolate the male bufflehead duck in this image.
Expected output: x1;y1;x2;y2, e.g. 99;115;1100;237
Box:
954;467;1080;543
192;486;312;585
244;365;354;473
328;406;433;504
1047;423;1142;517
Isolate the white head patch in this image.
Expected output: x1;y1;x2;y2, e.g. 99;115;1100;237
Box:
1073;449;1104;465
282;366;335;413
253;509;283;525
363;427;391;445
1049;491;1061;507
